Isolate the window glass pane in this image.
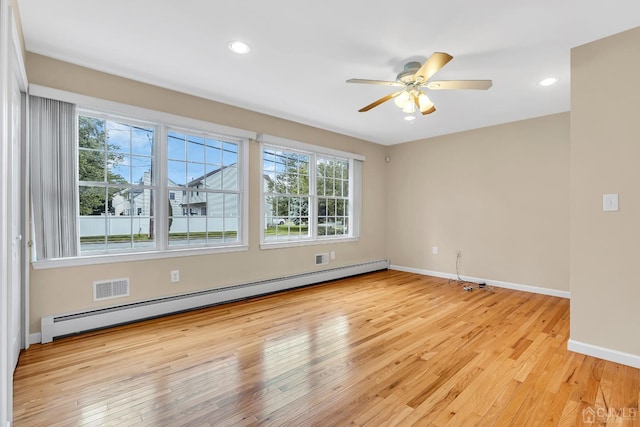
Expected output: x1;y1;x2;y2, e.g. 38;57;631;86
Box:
187;134;205;163
205;138;222;165
106;121;130;154
209;193;224;217
132;126;153;156
168;131;186;160
131;155;152;185
187;162;205;185
79;117;105;150
204;164;222;190
78;148;106;182
79;185;108;217
224;193;239;217
222;166;238;191
106;154;129;184
263;157;275;173
168;160;186;186
223;142;238;166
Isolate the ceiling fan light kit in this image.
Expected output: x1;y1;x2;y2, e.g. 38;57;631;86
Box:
347;52;492;116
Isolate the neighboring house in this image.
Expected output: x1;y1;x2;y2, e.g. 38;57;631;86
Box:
179;164;238;218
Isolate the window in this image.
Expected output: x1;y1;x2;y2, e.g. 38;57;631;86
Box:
263;149;310;240
260;134;364;246
25;92;255;265
167;130;240;246
317;157;349;237
78;114;156;253
77;112;247;257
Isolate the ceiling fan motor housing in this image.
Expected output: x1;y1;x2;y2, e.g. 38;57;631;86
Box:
396;62;422;83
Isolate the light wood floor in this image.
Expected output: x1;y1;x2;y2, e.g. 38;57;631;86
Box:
13;270;640;426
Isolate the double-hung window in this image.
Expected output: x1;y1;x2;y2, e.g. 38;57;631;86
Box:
78;113;157;253
167;130;241;246
260;134;364;247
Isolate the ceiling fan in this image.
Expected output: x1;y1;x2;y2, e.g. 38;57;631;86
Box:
346;52;492;115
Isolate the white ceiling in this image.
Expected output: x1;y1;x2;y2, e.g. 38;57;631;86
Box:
16;1;640;145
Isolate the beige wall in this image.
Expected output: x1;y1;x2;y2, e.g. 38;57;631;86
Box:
26;54;388;333
387;113;570;292
570;27;640;356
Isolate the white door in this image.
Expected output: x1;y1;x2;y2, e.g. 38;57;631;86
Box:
9;73;22;369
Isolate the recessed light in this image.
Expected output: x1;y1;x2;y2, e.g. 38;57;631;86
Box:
404;115;416;122
228;41;250;54
538;77;559;86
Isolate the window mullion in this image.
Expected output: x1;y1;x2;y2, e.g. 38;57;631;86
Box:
156;124;168;250
348;158;355;238
309;153;317;240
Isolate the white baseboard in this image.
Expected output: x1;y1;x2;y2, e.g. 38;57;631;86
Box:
389;265;571;299
29;333;41;345
568;339;640;369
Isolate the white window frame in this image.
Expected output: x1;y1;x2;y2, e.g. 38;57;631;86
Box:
258;134;364;249
30;85;253;269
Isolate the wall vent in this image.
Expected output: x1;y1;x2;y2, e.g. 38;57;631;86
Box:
315;253;329;265
94;278;130;301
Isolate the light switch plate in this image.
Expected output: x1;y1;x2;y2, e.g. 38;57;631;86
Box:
603;194;619;211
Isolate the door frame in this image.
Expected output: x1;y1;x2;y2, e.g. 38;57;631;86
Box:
1;0;27;423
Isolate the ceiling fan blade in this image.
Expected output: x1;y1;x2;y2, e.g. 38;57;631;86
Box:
421;105;436;115
347;78;404;87
426;80;493;90
414;52;453;83
358;91;403;112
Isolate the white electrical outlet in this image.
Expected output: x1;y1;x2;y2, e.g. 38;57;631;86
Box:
330;251;336;260
432;246;438;255
170;270;180;283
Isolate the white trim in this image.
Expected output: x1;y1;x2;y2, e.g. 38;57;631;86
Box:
257;133;365;161
29;333;41;346
390;265;571;299
29;84;257;140
0;3;9;425
568;339;640;369
32;244;249;270
260;236;359;250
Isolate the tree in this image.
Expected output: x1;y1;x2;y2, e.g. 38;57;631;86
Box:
78;116;127;215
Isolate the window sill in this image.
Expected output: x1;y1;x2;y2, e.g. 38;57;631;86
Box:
31;244;249;270
259;236;359;250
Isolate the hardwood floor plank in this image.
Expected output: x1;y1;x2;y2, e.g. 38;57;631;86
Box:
12;270;640;426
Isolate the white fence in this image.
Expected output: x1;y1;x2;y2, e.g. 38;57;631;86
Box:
80;216;238;237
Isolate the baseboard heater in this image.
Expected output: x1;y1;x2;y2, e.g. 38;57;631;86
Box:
40;259;389;343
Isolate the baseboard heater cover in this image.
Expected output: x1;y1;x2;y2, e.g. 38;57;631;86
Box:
40;259;389;343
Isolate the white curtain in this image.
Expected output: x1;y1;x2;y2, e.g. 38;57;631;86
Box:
30;96;78;259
